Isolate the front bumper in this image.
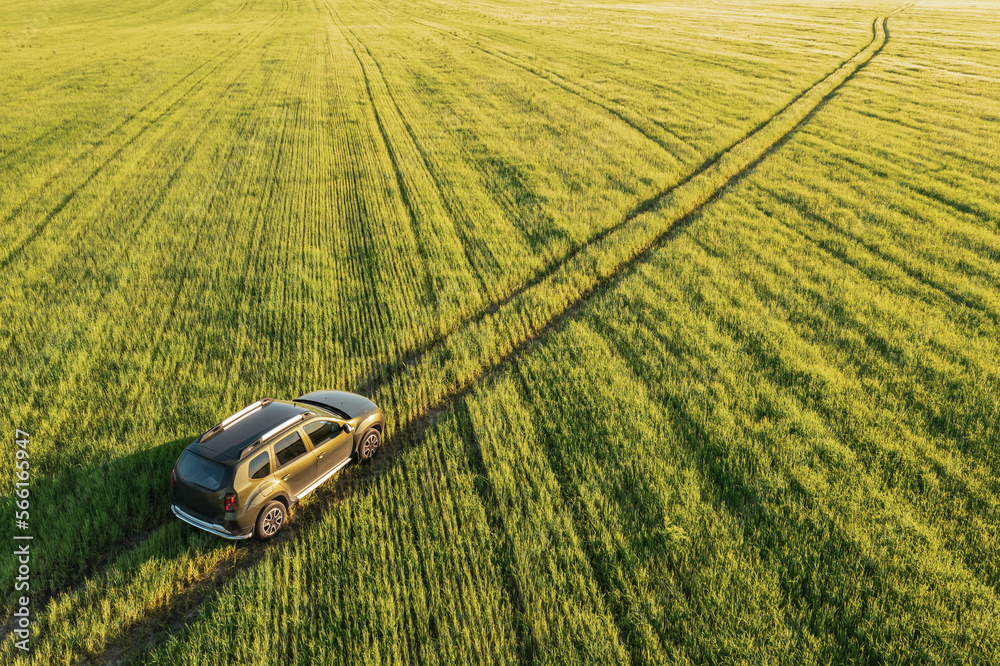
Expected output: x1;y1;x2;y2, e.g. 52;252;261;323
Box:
171;504;253;540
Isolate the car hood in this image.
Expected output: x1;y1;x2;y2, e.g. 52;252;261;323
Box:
295;390;377;419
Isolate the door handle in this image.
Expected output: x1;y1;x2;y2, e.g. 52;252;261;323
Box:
317;453;325;459
281;474;290;481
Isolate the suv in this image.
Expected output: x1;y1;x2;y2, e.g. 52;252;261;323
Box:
170;391;385;540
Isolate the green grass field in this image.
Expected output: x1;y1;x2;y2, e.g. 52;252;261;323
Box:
2;0;999;663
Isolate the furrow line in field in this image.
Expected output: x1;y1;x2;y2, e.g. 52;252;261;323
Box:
328;3;485;333
754;183;1000;327
1;20;291;443
325;5;491;391
456;405;539;662
0;6;289;272
317;26;376;385
273;37;315;379
320;18;422;388
582;309;892;658
625;233;1000;595
358;0;697;163
798;130;1000;232
341;17;491;300
508;360;672;661
0;124;66;168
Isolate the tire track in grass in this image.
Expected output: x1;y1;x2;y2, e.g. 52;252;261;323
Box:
53;7;910;659
350;6;910;397
0;6;289;271
0;123;67;168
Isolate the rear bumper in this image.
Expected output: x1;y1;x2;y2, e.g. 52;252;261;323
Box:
171;504;253;540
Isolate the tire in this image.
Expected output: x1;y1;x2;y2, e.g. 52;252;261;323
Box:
357;428;382;461
255;500;286;541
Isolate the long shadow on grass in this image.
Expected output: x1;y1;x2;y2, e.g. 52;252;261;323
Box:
455;404;538;663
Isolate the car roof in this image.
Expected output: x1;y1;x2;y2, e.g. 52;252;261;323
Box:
188;400;313;463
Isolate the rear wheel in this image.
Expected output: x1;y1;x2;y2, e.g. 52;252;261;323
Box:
358;428;382;461
255;501;286;540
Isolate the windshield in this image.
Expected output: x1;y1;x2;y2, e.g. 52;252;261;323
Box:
176;450;228;491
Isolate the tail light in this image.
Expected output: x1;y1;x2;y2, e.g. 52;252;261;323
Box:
170;470;174;488
224;494;237;512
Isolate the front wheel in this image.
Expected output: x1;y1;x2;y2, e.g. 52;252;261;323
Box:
255;500;286;541
357;428;382;461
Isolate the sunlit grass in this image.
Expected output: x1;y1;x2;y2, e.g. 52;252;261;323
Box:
2;0;998;662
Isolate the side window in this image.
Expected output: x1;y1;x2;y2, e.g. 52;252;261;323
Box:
274;432;308;468
304;420;337;448
248;451;271;480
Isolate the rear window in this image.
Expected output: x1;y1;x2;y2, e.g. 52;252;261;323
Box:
177;450;228;491
248;451;271;480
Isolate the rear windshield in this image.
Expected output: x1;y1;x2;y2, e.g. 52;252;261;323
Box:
177;450;228;491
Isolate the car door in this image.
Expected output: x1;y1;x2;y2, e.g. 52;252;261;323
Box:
303;419;353;478
272;429;317;498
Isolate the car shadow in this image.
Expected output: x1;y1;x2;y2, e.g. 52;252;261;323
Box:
0;433;208;616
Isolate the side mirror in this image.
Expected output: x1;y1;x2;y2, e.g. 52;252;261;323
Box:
342;424;353;434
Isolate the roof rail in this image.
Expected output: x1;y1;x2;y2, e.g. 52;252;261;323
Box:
240;438;264;460
201;398;274;442
238;410;314;461
259;412;311;444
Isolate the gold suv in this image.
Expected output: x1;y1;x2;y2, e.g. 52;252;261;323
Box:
170;391;385;540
